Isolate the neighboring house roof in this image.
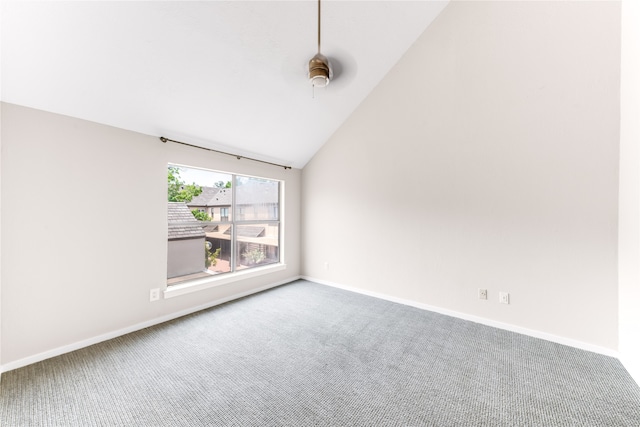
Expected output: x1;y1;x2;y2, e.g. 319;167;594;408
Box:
185;182;278;209
168;202;205;240
224;226;265;238
187;186;232;207
203;224;219;233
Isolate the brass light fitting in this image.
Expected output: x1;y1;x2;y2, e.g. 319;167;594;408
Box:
309;53;331;88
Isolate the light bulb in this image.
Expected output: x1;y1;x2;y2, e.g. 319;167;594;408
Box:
311;75;329;88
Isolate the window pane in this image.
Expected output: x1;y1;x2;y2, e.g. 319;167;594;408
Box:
167;165;233;284
205;224;232;274
235;176;279;221
235;223;279;270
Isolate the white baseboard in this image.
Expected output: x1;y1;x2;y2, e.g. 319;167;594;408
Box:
0;276;301;374
2;275;623;375
302;276;620;359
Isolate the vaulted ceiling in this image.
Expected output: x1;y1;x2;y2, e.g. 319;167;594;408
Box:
2;1;449;168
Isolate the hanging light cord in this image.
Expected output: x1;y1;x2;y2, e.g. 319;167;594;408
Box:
160;137;292;170
317;0;321;53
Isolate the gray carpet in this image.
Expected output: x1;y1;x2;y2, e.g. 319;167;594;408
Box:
1;280;639;426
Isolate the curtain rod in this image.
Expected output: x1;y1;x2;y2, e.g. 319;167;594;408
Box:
160;136;292;170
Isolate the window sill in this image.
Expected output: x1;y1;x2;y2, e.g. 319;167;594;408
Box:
163;263;287;299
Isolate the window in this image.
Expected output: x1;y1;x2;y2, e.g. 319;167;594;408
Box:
167;165;281;285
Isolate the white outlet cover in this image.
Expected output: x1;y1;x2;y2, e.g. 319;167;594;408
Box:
499;292;510;304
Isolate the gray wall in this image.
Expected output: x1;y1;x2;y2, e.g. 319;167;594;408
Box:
167;238;205;279
0;103;301;367
302;1;621;351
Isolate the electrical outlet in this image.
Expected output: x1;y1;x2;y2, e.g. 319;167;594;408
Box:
499;292;510;304
150;288;160;302
478;288;488;300
324;261;329;270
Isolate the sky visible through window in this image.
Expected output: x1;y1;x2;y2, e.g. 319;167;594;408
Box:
173;165;230;187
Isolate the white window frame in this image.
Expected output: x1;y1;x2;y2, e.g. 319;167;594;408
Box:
164;166;285;299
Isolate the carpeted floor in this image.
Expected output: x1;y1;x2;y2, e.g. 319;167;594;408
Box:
1;279;639;426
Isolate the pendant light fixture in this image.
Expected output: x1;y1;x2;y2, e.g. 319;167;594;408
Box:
308;0;332;90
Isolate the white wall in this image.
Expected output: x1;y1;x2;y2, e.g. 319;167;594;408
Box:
619;0;640;384
302;1;621;351
0;102;301;368
0;76;3;385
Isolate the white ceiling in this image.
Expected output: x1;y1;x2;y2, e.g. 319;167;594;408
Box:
1;1;448;169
